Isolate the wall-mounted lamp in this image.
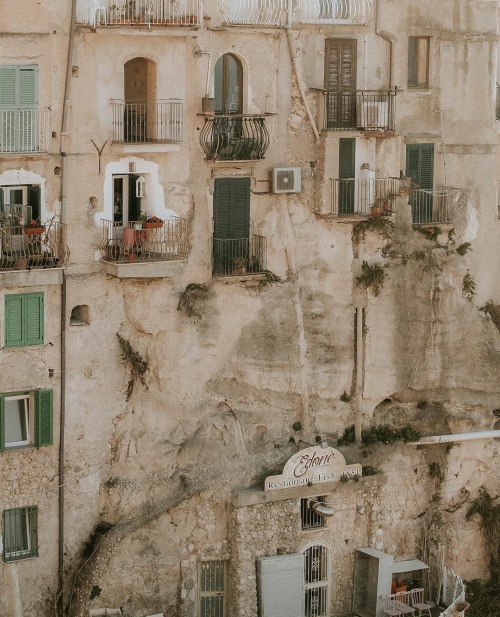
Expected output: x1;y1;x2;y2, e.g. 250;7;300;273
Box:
136;176;147;198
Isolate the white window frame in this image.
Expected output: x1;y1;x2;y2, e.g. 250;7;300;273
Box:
2;185;28;206
4;393;31;448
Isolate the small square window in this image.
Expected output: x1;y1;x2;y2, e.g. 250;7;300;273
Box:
301;497;327;530
408;37;430;88
3;506;38;562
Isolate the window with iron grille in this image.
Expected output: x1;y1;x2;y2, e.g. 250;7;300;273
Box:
301;497;327;530
0;389;53;451
3;506;38;562
304;543;331;617
199;560;226;617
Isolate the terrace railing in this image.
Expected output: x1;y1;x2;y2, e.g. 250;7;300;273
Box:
76;0;202;26
320;90;396;132
100;218;190;263
409;188;452;225
329;177;399;216
212;236;267;276
200;115;269;161
0;108;50;154
438;567;467;617
111;100;183;144
217;0;373;25
0;221;68;271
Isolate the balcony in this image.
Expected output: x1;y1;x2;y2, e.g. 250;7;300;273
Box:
217;0;373;26
111;100;183;149
319;91;396;132
212;236;267;276
200;116;269;161
0;215;68;273
0;108;50;154
100;218;190;267
329;178;399;217
76;0;201;27
409;188;452;225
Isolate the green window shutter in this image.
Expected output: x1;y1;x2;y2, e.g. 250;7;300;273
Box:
25;293;44;345
0;66;17;107
406;144;434;189
18;67;37;108
0;395;4;451
230;178;250;239
35;389;53;447
5;294;25;347
339;138;355;179
27;185;41;221
213;178;232;239
408;38;417;86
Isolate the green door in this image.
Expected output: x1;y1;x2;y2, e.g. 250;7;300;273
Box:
213;178;250;275
406;144;434;223
339;138;355;214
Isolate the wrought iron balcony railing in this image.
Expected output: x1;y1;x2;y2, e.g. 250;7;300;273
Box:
0;108;50;154
200;115;269;161
0;219;68;271
217;0;373;25
329;178;399;217
409;188;452;225
320;90;396;132
212;236;267;276
111;100;183;144
76;0;201;27
100;218;190;263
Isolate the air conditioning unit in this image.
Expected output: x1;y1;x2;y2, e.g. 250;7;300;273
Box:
271;167;302;194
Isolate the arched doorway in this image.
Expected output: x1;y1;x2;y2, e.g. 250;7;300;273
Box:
214;53;243;115
123;57;157;142
303;543;331;617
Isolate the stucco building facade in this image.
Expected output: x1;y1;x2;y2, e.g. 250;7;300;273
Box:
1;0;500;616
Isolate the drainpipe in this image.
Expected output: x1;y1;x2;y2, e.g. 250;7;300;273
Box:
375;0;394;89
57;0;77;614
410;430;500;446
285;28;320;142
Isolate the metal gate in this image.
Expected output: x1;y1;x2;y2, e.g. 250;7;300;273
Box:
304;544;331;617
199;560;226;617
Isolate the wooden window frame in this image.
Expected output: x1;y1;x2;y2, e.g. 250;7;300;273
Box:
408;37;430;89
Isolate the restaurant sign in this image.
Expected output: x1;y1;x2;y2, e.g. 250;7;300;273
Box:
264;445;362;491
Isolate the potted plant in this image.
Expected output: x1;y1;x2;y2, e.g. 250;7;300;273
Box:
24;219;45;236
143;215;163;229
452;601;470;616
232;256;247;275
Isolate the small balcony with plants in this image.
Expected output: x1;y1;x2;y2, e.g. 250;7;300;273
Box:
0;108;50;154
329;177;399;217
200;115;270;161
318;90;397;133
212;236;267;277
217;0;373;26
76;0;201;27
100;216;190;278
409;187;454;226
0;207;68;277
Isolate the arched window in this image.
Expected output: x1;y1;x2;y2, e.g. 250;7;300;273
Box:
214;53;243;115
303;543;331;617
123;57;157;143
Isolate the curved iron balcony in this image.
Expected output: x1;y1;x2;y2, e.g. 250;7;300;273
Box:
200;115;270;161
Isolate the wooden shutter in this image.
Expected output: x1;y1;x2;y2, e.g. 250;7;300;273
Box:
18;67;38;108
339;138;356;214
213;178;250;239
325;39;356;93
27;185;41;220
406;144;434;189
25;293;44;345
5;294;25;347
0;395;4;451
35;389;53;447
0;66;17;107
408;38;417;86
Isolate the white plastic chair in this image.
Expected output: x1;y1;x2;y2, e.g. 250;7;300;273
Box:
382;595;405;617
410;588;432;617
92;0;107;26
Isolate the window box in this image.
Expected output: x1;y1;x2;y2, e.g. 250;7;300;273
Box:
23;226;44;236
0;389;53;450
143;221;163;229
3;507;38;562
